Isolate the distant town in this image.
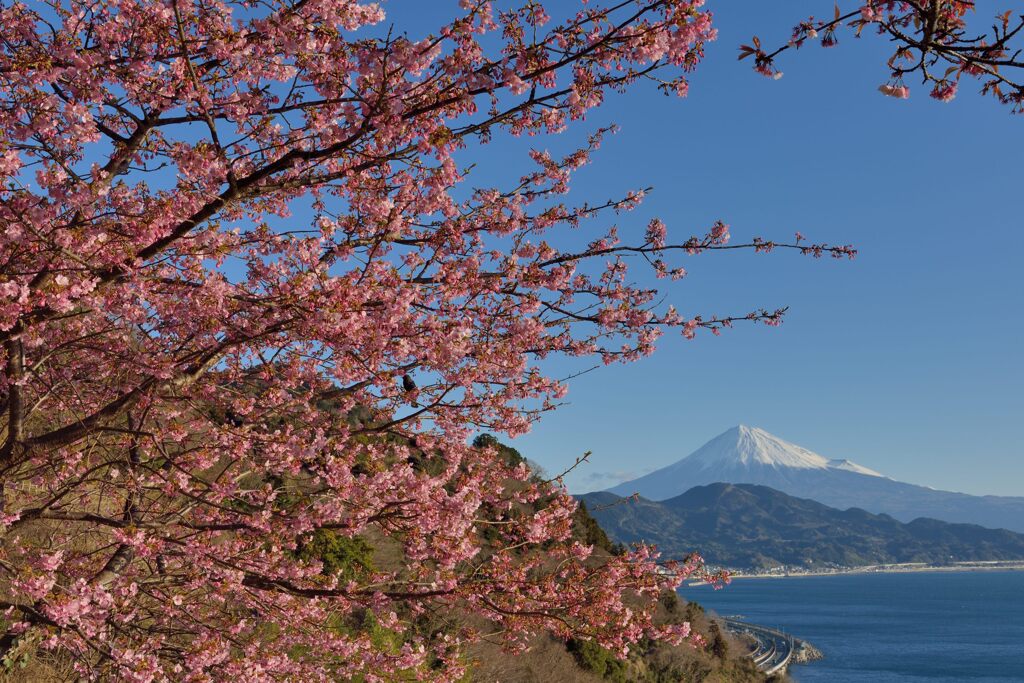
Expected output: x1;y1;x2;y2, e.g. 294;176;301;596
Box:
716;560;1024;580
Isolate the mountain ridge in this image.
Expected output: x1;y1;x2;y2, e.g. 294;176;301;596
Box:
581;483;1024;570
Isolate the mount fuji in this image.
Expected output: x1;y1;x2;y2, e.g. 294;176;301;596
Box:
604;426;1024;533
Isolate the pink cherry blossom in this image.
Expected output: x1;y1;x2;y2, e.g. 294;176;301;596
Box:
0;1;856;679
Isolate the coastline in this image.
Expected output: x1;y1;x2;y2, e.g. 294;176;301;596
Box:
710;561;1024;582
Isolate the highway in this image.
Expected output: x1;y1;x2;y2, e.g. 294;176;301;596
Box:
722;617;794;676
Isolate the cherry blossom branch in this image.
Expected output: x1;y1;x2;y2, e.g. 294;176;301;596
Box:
744;2;1024;109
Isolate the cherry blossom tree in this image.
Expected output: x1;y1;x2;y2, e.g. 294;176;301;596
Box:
2;0;1006;680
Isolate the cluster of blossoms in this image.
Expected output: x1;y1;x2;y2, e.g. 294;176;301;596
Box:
0;1;861;680
740;1;1024;111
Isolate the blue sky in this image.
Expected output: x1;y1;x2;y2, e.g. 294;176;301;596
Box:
383;2;1024;496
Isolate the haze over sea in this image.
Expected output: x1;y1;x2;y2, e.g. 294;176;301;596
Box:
687;571;1024;682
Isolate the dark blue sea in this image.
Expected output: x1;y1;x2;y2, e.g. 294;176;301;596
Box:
685;571;1024;682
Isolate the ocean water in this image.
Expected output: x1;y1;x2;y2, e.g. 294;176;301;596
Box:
685;571;1024;683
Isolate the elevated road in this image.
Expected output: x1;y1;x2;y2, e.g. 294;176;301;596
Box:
722;618;794;676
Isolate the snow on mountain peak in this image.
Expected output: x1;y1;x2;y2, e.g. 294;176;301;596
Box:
682;426;883;476
687;425;832;470
827;458;885;477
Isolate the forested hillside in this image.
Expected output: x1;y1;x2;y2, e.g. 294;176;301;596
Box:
583;484;1024;569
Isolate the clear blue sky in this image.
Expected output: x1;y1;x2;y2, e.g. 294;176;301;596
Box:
385;2;1024;496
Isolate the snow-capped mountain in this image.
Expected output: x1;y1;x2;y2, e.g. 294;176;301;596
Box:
678;425;881;473
604;426;1024;533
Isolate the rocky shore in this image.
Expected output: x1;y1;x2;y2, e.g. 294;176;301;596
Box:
791;639;824;664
